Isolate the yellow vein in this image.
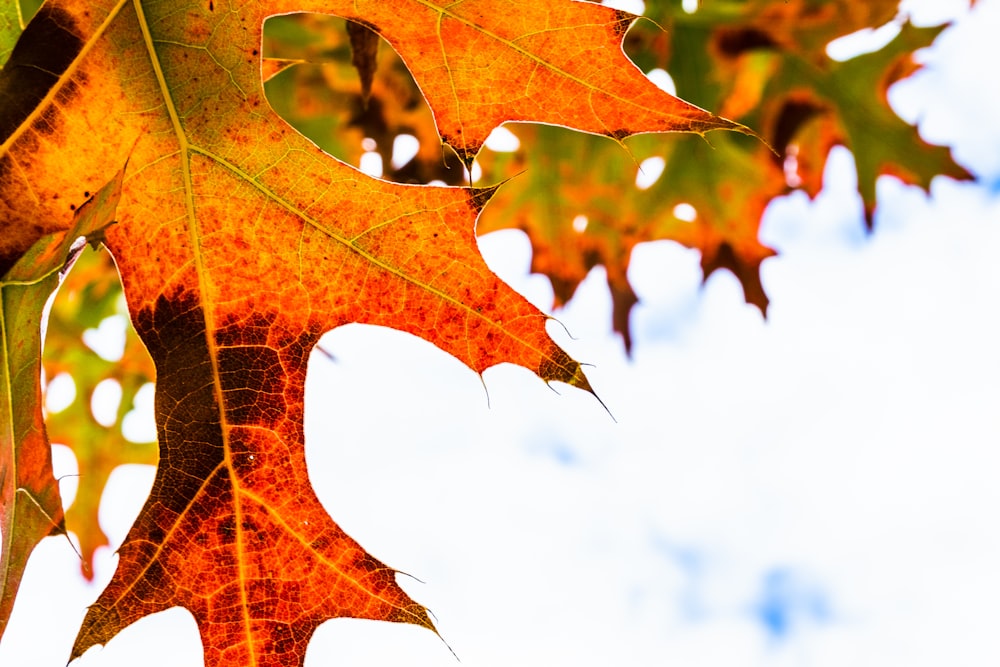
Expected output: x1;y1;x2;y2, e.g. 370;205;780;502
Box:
0;289;16;600
434;9;466;152
410;0;675;121
188;144;578;376
0;0;130;156
110;461;227;568
238;486;427;624
131;3;256;664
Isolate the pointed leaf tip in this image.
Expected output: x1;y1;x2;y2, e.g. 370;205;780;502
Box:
535;345;613;417
468;182;502;213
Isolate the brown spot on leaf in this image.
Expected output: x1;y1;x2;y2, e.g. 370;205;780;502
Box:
610;9;635;37
134;291;226;516
217;344;287;424
217;516;236;544
467;183;501;214
265;623;295;654
0;5;84;144
134;559;169;602
537;346;584;386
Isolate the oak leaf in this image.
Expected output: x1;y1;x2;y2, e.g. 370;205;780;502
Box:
0;166;124;638
0;1;742;665
471;0;972;349
475;125;779;352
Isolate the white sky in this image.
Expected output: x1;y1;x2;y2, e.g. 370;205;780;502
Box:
2;1;999;666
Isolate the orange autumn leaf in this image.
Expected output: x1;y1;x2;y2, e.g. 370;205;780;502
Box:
262;13;466;185
0;1;742;665
322;1;748;166
472;1;971;349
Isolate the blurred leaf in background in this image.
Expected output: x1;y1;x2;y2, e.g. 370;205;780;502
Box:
42;248;156;581
261;1;971;352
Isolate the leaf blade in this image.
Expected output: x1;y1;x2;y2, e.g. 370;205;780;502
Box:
2;1;745;664
0;164;123;641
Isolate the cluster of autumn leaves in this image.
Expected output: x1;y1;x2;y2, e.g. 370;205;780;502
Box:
0;0;970;665
265;1;969;348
